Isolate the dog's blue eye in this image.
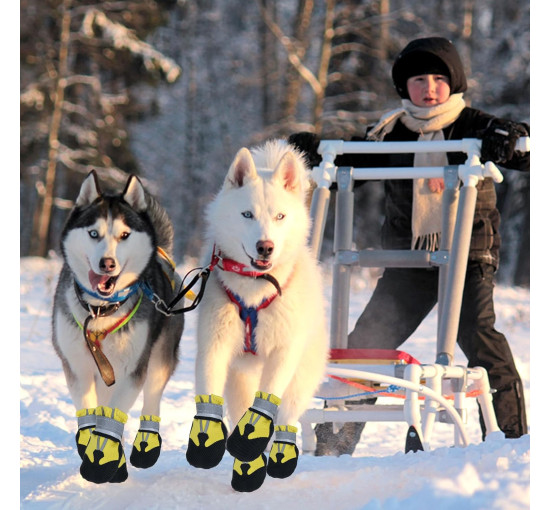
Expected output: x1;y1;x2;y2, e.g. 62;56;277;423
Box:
242;211;253;219
276;213;285;221
88;230;98;239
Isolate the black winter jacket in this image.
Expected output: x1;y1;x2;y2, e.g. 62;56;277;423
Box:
335;107;530;268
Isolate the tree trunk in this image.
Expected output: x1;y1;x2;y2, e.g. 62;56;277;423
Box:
313;0;335;132
30;0;71;256
282;0;314;120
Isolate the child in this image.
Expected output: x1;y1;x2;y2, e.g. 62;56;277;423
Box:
290;36;529;456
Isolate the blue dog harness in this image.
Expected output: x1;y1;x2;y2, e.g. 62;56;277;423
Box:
224;288;278;355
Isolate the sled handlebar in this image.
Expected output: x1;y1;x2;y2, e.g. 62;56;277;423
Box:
316;136;529;156
312;137;530;188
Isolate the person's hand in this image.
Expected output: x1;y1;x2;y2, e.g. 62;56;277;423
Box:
288;132;322;168
480;120;528;164
428;178;444;193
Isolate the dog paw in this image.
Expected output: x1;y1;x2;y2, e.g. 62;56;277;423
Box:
231;454;267;492
186;394;228;469
267;425;299;479
130;415;162;469
227;391;280;462
80;406;128;484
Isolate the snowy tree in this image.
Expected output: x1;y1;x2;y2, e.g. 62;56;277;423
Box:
20;0;181;256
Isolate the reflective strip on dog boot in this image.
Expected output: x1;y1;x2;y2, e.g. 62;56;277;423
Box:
80;406;128;484
231;453;267;493
186;394;228;469
227;391;280;462
130;415;162;469
267;425;299;479
75;408;96;460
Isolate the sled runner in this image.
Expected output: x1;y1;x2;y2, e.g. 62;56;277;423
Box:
300;136;530;452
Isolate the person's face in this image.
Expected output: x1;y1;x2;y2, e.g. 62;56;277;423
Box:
406;74;451;107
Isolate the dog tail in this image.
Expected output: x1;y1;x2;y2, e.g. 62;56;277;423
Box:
146;194;174;255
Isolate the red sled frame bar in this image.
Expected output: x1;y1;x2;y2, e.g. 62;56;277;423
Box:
299;137;530;452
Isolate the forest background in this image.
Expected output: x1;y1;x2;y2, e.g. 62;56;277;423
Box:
20;0;531;286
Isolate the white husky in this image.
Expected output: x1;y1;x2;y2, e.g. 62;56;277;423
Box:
186;139;329;492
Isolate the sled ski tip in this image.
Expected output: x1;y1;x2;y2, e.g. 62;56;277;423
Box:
405;425;424;453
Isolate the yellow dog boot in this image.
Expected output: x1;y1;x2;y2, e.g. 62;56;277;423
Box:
107;453;129;484
130;415;162;469
80;406;128;484
75;408;96;459
231;454;267;493
267;425;299;479
227;391;280;462
186;394;228;469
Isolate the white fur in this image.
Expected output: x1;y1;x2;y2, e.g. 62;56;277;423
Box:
64;216;153;298
196;139;329;427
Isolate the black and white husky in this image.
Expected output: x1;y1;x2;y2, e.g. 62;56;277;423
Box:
52;170;184;484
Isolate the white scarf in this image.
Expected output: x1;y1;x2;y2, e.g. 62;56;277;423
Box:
367;93;466;250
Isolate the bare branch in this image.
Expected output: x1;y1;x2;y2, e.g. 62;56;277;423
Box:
81;9;182;83
256;0;322;96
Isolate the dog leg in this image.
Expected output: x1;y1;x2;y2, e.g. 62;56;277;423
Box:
225;365;260;427
65;361;100;459
129;343;175;469
80;406;128;484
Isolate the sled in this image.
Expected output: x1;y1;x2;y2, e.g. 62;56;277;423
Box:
300;136;530;453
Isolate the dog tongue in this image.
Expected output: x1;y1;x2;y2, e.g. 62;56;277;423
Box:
88;270;113;291
254;259;270;268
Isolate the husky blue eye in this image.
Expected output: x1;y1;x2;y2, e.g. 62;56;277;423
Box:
88;230;98;239
242;211;253;219
276;213;286;221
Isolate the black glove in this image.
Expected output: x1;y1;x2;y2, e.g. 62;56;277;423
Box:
480;120;528;164
288;132;322;168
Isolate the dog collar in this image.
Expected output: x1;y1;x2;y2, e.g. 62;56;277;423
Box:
209;245;282;296
75;279;142;308
73;291;144;342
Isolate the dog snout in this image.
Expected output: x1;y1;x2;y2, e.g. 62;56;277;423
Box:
99;257;117;273
256;240;274;259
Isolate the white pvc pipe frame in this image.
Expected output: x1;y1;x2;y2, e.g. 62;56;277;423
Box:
301;137;529;450
311;137;530;188
300;364;497;450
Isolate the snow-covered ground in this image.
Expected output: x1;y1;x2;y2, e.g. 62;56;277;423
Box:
20;255;531;509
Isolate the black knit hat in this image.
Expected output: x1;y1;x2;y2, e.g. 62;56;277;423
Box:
392;37;468;99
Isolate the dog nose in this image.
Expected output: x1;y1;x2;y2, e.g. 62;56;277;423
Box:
256;240;274;258
99;257;117;273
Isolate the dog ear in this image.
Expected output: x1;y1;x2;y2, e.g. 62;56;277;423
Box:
273;150;303;195
225;148;258;188
75;170;101;207
122;175;148;212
